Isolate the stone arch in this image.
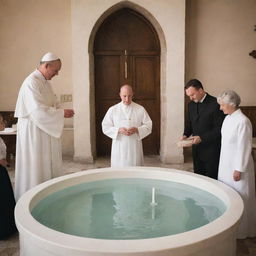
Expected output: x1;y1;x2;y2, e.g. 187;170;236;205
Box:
88;1;167;158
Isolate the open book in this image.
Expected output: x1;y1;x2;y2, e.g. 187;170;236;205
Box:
176;138;193;147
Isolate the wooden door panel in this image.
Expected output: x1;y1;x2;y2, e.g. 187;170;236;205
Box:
94;8;160;156
132;56;160;154
95;55;122;155
95;55;121;99
133;56;158;99
94;9;159;52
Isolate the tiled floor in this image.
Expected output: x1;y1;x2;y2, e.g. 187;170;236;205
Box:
1;155;256;256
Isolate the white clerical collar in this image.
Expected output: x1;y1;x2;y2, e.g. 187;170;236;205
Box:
121;101;133;108
230;108;241;116
200;93;207;103
121;101;133;119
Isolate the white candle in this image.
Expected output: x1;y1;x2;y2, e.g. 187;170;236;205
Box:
152;187;156;204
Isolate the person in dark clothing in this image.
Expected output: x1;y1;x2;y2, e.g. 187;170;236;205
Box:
182;79;225;179
0;115;17;239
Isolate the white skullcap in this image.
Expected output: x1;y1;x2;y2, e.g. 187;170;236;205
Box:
41;52;59;62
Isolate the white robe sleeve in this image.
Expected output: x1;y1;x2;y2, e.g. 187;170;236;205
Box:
15;78;42;118
234;119;252;172
102;107;119;140
15;74;64;138
0;138;6;160
137;108;152;140
30;107;64;138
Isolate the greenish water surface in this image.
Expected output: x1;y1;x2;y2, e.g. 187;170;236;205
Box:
31;178;226;239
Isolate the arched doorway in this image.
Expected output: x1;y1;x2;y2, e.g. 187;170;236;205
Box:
94;8;160;156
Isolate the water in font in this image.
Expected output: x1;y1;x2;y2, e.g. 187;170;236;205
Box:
31;178;226;239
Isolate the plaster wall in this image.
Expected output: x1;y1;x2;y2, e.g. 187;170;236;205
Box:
186;0;256;104
0;0;74;154
0;0;255;163
0;0;72;111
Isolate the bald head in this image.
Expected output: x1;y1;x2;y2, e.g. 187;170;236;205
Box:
120;84;134;105
120;84;133;93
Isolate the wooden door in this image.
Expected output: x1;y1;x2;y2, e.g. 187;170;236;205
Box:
94;8;160;156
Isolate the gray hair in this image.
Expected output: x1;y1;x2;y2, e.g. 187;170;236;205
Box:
217;90;241;107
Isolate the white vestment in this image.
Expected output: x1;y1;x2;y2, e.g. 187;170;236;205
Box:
0;137;6;160
102;102;152;167
218;109;256;239
14;70;64;200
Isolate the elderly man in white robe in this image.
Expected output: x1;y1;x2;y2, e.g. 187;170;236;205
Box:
14;52;74;200
102;85;152;167
217;90;256;239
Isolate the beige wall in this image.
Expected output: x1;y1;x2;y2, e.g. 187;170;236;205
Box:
0;0;72;111
1;0;254;110
186;0;256;105
0;0;255;162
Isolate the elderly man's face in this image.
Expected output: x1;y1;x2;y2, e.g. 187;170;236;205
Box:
44;60;62;80
185;86;205;103
219;102;235;115
120;86;133;105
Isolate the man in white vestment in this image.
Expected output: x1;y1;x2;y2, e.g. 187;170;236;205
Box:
102;85;152;167
14;52;74;200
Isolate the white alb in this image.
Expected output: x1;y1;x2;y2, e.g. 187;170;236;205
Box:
102;101;152;167
14;70;64;200
218;109;256;239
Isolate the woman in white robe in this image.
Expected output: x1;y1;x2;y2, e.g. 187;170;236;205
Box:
102;85;152;167
217;90;256;239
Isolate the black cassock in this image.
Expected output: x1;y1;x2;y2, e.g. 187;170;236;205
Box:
184;93;225;179
0;165;17;239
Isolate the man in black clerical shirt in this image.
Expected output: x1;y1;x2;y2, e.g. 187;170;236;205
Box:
181;79;225;179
